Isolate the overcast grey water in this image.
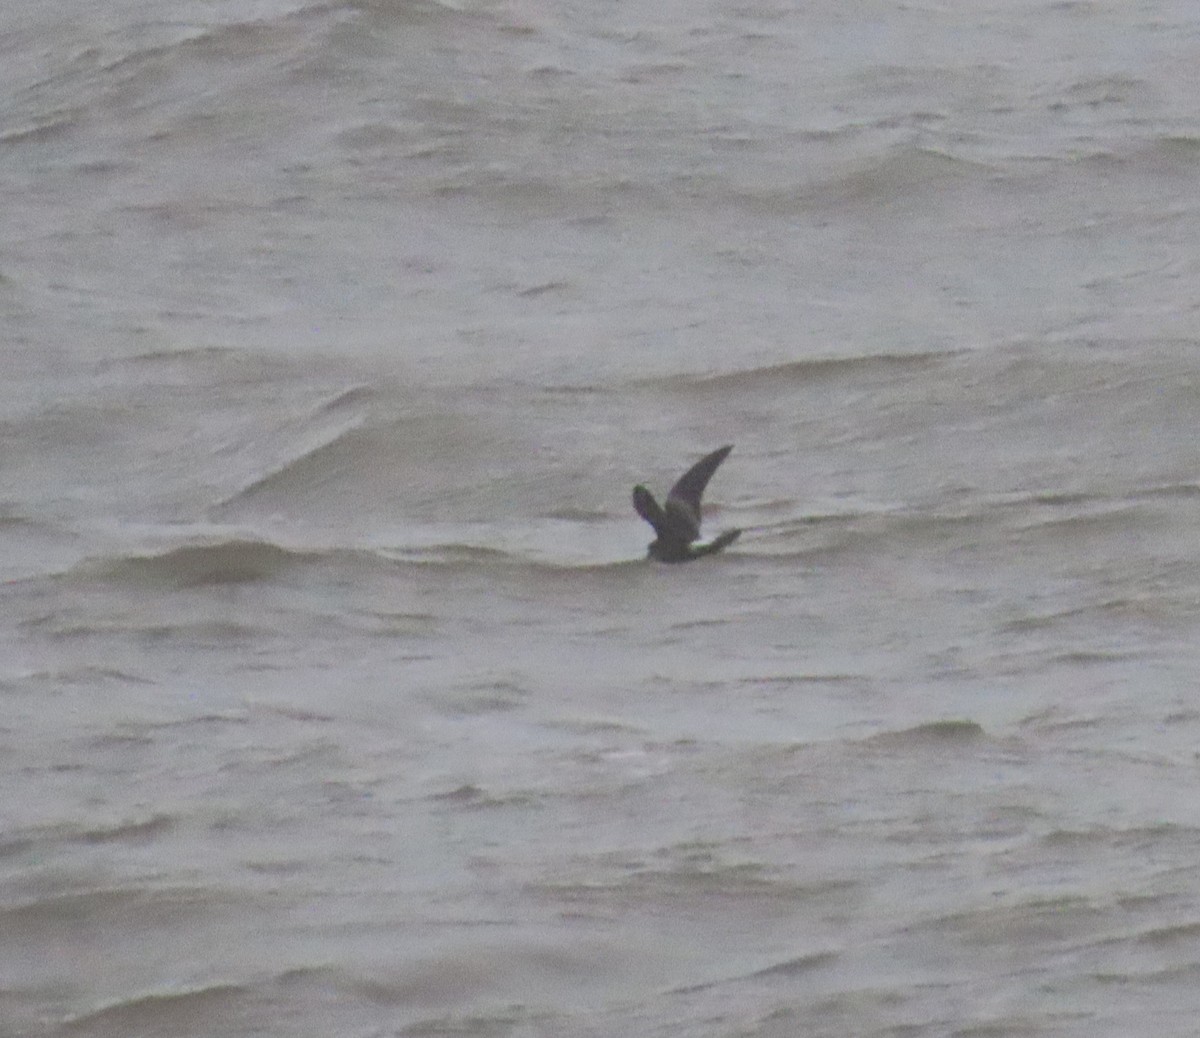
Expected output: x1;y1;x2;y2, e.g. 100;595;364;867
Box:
4;1;1200;1035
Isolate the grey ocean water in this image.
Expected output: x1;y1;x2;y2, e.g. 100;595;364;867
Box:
4;0;1200;1034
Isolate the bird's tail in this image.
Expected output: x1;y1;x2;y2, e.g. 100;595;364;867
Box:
693;528;741;557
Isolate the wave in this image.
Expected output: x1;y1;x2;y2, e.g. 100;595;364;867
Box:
715;141;1005;215
65;532;646;594
863;719;987;749
77;813;175;846
667;948;840;996
385;544;646;578
1037;72;1146;112
348;0;485;27
643;349;964;395
737;506;1006;563
1036;824;1173;852
84;538;356;588
183;475;1163;577
12;3;326;130
539;867;852;909
63;982;251;1033
0;111;81;145
3;881;226;935
1134;918;1200;948
207;398;541;524
1011;502;1153;539
740;470;1196;561
205;383;374;516
905;892;1103;947
209;423;369;516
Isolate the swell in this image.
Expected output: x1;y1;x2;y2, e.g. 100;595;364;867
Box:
862;719;987;750
432;137;1007;213
384;544;644;576
207;398;524;524
77;813;176;845
667;949;840;996
63;983;252;1033
85;481;1177;588
537;870;857;909
740;507;1001;562
744;477;1195;562
3;883;231;934
207;385;373;516
209;422;369;516
642;349;965;395
347;0;488;27
0;110;82;145
732;141;1006;210
77;538;377;589
11;5;325;126
63;536;643;592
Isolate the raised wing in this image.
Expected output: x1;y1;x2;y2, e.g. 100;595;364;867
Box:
633;485;669;538
665;445;733;535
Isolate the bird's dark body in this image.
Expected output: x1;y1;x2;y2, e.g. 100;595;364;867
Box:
632;445;741;563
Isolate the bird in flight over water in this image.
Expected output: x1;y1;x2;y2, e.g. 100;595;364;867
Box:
633;445;742;562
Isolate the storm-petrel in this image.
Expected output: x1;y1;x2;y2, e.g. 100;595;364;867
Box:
633;445;741;562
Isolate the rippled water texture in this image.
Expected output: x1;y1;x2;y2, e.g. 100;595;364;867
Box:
3;0;1200;1035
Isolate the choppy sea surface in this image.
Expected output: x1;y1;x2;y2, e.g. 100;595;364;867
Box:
4;1;1200;1035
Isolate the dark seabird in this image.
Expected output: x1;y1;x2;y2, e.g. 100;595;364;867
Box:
633;445;742;562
